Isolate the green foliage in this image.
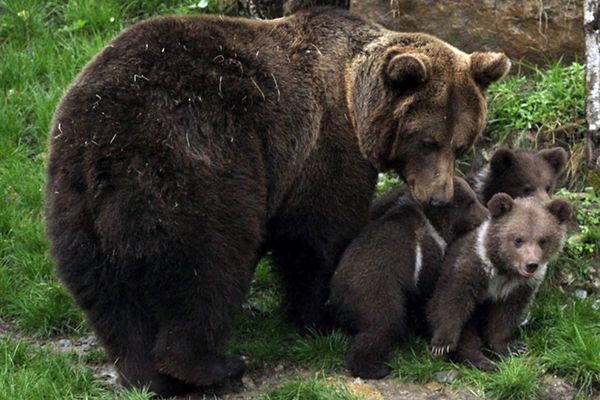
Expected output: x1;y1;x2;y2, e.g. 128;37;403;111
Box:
374;172;402;197
389;338;453;383
486;61;586;146
0;338;151;400
558;187;600;258
260;377;360;400
290;329;348;371
527;289;600;395
462;357;543;400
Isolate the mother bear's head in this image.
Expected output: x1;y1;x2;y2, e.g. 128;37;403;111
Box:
347;33;510;206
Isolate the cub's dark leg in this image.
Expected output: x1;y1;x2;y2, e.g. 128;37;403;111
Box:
483;286;534;357
453;318;497;372
344;296;406;379
427;276;484;356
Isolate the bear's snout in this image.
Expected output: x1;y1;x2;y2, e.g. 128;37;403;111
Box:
525;262;539;274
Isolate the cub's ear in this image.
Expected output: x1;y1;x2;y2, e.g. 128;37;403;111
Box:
487;192;514;218
547;198;573;224
490;148;515;174
539;147;568;175
470;52;511;89
385;52;430;87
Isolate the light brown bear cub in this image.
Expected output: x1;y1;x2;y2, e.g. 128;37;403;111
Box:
329;178;488;379
427;193;572;371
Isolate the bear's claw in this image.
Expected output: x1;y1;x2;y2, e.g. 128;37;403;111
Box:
431;345;452;356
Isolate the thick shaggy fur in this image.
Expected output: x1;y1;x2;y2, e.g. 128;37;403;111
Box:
469;147;568;203
427;194;572;371
329;178;488;379
46;7;509;396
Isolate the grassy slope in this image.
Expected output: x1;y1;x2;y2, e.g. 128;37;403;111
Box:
0;1;598;399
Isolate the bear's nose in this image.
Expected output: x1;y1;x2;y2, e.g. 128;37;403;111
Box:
429;198;450;207
526;262;538;274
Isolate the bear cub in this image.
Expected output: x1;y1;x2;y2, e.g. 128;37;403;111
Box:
470;147;568;203
329;177;488;379
427;193;572;371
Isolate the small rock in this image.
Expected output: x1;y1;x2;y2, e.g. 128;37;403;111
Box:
593;298;600;311
424;381;444;392
574;289;588;299
58;339;72;348
242;375;256;390
434;369;460;384
274;364;284;372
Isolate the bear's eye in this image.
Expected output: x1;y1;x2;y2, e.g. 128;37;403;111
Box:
539;238;547;246
421;139;440;152
523;185;534;195
545;185;551;193
514;237;524;247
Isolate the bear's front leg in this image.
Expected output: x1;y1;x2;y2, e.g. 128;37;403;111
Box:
483;285;534;357
427;276;484;357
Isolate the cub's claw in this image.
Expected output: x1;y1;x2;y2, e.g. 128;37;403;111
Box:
431;345;452;357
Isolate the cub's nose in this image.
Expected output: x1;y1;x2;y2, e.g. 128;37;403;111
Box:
526;262;539;274
429;198;450;207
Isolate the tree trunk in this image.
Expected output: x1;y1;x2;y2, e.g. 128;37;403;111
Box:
585;0;600;172
236;0;350;19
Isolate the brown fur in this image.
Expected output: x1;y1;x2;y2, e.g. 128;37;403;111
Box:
427;194;572;370
329;178;488;379
46;8;508;396
470;147;568;204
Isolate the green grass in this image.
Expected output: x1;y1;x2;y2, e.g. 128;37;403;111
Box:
260;377;361;400
0;0;598;399
486;61;586;147
0;337;152;399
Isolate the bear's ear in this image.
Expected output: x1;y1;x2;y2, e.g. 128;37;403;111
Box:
385;52;430;88
487;192;514;218
546;198;573;224
490;148;515;174
539;147;568;175
470;52;511;89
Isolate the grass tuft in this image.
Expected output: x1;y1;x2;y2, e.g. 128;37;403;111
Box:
260;377;360;400
291;329;349;371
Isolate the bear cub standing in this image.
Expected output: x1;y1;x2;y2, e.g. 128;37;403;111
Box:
427;193;572;371
329;177;488;379
470;147;568;203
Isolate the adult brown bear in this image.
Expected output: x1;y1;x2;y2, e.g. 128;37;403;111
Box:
46;7;509;396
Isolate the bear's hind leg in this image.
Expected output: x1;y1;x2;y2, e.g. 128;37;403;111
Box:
149;245;257;388
344;296;407;379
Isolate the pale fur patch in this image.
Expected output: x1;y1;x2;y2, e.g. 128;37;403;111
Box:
424;218;447;252
475;219;494;276
486;263;547;302
414;242;423;285
472;165;490;194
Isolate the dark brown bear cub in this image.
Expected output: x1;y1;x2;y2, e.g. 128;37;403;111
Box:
427;193;572;371
470;147;568;203
329;178;488;379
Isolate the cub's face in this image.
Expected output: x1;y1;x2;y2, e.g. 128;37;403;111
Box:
487;194;572;278
481;147;568;203
349;34;510;206
425;177;488;241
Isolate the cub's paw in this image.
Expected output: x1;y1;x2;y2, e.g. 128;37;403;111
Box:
471;358;498;372
430;331;459;357
509;341;528;357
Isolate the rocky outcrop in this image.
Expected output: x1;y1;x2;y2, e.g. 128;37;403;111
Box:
352;0;583;67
